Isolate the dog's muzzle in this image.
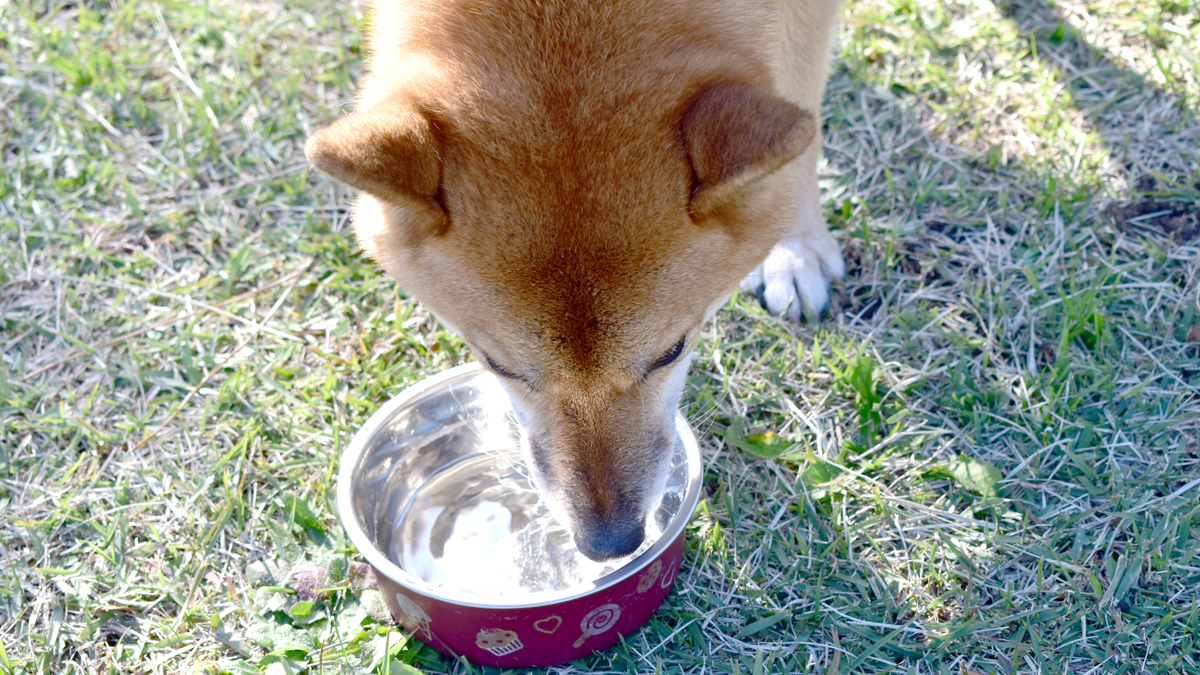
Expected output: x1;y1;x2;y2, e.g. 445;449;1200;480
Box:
573;514;646;562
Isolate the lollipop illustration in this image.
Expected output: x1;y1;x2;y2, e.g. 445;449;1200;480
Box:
572;603;622;649
476;628;524;656
636;559;663;594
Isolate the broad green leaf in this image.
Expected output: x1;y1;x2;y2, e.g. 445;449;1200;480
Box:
946;455;1001;497
267;519;304;563
254;587;293;614
247;619;313;653
334;597;373;643
743;430;794;459
326;555;348;585
284;494;324;531
378;659;424;675
798;452;842;501
721;418;794;459
720;417;750;453
287;600;327;628
738;610;789;637
289;601;315;619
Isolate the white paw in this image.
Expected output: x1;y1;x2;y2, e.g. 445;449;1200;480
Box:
740;229;844;322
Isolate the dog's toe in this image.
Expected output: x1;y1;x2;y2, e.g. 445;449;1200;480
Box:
738;265;764;294
742;231;843;322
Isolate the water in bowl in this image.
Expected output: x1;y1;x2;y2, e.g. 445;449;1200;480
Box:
384;389;685;603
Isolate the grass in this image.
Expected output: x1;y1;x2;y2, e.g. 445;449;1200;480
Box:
1;0;1198;673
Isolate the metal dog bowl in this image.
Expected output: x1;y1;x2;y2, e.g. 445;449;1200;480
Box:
337;362;701;668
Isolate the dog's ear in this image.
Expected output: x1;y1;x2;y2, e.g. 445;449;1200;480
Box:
682;83;815;217
305;106;446;233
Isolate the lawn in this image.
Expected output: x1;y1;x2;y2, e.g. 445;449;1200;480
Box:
1;0;1198;673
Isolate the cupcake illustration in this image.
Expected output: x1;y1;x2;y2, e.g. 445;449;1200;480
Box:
476;628;524;656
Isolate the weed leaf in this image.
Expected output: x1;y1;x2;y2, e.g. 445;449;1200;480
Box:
946;456;1002;497
799;453;843;501
743;430;794;459
720;418;794;459
284;494;324;532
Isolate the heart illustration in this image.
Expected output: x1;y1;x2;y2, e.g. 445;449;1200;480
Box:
533;615;562;634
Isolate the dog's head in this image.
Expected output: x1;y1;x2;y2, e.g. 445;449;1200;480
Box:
308;59;814;560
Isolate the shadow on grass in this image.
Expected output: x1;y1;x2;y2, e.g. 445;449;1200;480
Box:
671;1;1200;672
996;0;1200;240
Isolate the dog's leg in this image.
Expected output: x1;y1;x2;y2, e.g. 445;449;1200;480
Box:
740;0;845;322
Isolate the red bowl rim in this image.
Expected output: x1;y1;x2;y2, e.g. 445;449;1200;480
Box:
337;361;702;610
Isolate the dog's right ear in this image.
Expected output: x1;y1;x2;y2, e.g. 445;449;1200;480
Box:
305;106;446;233
682;83;815;217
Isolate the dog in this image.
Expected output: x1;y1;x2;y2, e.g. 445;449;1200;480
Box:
306;0;844;561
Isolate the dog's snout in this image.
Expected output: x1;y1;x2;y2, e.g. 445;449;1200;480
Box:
574;516;646;562
520;396;674;563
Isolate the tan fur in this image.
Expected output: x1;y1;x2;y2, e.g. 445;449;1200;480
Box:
307;0;844;561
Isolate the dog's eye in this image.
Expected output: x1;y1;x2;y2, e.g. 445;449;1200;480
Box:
483;354;523;381
649;338;687;372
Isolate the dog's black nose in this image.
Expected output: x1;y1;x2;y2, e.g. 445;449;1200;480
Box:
574;518;645;562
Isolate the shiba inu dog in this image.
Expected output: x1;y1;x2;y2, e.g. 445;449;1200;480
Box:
306;0;844;561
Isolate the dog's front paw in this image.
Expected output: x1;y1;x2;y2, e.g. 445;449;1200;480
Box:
740;229;844;322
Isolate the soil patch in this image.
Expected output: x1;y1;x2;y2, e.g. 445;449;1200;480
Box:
1107;198;1200;243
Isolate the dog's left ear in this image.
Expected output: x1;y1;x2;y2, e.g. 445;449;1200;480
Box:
682;83;815;217
305;105;446;235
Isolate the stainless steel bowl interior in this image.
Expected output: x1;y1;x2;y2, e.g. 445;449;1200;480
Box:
337;362;700;608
